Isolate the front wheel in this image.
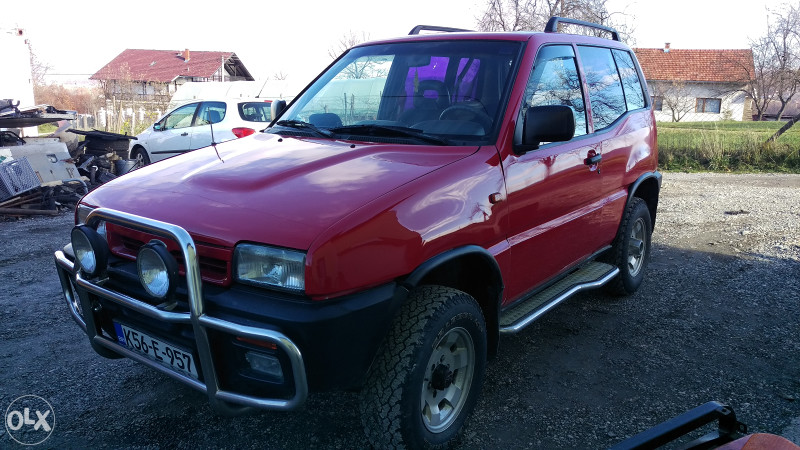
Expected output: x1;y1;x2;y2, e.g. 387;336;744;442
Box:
606;197;653;295
130;146;151;169
360;285;487;449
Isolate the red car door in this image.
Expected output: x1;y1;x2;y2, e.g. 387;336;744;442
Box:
501;44;622;303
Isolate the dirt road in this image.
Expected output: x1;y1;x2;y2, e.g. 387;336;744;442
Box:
1;173;798;448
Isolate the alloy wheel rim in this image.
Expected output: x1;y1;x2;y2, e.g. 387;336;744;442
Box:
627;217;646;276
420;326;475;433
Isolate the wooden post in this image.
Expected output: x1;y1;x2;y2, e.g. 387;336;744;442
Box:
130;105;137;136
0;207;59;216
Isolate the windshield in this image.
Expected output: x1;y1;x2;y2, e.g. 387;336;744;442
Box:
270;40;523;145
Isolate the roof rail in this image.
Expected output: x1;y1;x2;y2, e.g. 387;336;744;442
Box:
544;16;620;41
408;25;473;35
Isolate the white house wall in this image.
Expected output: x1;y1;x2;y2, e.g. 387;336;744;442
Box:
647;81;750;122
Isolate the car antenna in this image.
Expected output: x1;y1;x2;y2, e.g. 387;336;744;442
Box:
209;111;223;163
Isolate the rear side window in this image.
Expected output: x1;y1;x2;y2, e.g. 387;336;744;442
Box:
577;46;626;130
196;102;226;125
238;102;272;122
612;49;646;110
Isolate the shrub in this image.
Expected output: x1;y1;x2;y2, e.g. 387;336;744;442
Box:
657;121;800;172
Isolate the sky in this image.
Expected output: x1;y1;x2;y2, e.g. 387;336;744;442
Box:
0;0;787;94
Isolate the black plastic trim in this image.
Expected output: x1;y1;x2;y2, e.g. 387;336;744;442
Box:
408;25;473;35
628;170;663;201
402;245;503;293
627;170;662;227
66;254;407;391
545;16;620;41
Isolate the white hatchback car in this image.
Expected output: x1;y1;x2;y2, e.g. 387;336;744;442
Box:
129;98;273;165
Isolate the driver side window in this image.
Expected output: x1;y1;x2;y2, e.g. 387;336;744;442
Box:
522;45;587;137
162;103;198;130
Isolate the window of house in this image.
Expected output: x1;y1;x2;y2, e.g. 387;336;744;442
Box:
696;98;721;113
577;46;626;130
651;96;663;111
522;45;588;137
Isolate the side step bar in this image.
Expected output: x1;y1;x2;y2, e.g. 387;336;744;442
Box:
499;261;619;334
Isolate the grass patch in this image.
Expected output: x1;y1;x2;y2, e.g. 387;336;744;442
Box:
658;121;800;172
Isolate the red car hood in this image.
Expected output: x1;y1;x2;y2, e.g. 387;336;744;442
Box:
84;133;476;249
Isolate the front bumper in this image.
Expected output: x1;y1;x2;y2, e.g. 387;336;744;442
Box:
55;208;312;414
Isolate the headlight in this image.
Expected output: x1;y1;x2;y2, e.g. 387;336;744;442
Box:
234;244;305;292
71;225;109;278
137;240;178;299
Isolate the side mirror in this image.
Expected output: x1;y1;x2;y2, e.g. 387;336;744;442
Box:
271;100;287;121
517;105;575;154
153;123;163;131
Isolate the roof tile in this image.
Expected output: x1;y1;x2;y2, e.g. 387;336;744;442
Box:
91;49;235;83
633;48;755;83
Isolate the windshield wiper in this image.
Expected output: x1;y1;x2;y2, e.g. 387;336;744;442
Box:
274;120;334;138
329;124;449;145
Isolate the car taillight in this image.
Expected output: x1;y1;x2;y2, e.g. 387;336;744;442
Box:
232;127;255;138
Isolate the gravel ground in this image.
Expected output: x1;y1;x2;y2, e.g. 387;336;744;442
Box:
1;172;798;449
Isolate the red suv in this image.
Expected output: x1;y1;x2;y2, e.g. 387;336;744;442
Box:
56;17;660;448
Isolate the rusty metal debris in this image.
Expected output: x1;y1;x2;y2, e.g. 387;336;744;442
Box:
0;101;137;217
68;128;139;185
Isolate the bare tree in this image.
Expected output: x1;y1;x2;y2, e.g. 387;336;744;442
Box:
95;63;163;134
27;45;51;88
653;81;696;123
327;30;390;80
747;35;782;121
475;0;635;43
328;30;371;60
34;84;102;114
756;2;800;142
272;71;289;81
767;3;800;119
476;0;542;32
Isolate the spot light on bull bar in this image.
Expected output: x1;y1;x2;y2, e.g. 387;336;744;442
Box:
137;240;179;300
70;225;109;278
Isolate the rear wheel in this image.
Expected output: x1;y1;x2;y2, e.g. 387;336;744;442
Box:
606;197;652;295
360;285;487;449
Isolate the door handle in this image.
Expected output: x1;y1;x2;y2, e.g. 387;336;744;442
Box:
181;132;189;136
584;153;602;166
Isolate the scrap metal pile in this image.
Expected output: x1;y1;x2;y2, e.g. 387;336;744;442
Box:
0;100;137;217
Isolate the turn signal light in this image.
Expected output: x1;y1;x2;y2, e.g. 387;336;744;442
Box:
236;336;278;350
232;127;255;138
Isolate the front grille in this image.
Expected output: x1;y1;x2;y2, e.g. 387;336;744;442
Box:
107;223;232;285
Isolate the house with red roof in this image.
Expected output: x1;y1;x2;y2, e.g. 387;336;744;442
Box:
634;44;755;122
91;49;254;102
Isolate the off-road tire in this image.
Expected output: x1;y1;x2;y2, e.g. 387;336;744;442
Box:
605;197;652;296
360;285;487;449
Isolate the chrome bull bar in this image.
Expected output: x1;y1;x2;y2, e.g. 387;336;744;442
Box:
54;207;309;413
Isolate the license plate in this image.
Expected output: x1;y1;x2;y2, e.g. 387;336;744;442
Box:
113;322;198;379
